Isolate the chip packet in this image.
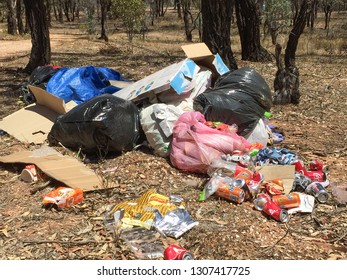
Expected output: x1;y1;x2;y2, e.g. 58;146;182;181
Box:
42;186;84;209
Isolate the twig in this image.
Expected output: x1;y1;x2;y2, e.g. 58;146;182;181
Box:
328;230;347;243
259;225;290;252
30;179;52;194
22;239;114;245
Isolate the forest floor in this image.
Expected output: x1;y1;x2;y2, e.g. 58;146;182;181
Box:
0;10;347;260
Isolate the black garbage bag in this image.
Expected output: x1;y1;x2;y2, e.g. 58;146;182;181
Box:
29;65;62;87
48;94;144;156
213;67;272;111
21;65;62;105
193;67;272;137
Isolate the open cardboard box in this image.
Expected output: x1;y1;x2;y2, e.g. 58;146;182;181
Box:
0;85;76;144
114;43;229;102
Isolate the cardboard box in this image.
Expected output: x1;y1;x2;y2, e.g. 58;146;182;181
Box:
255;164;295;194
181;42;230;78
114;58;200;101
0;146;102;192
0;86;76;144
114;43;229;102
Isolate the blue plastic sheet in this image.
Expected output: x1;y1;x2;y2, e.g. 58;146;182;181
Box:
46;66;127;104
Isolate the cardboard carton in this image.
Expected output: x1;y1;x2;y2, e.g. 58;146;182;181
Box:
114;43;229;102
0;86;76;144
114;58;200;101
181;42;229;79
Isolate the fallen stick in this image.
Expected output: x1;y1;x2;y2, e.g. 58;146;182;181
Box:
30;180;52;194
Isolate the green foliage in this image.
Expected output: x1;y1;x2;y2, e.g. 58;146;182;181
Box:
263;0;291;24
111;0;147;41
263;0;292;44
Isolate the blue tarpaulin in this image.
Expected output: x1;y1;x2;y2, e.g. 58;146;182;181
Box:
46;66;127;104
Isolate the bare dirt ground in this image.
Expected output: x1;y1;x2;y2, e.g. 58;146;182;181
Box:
0;12;346;260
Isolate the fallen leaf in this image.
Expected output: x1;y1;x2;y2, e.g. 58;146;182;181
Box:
1;226;9;237
52;242;65;254
49;233;57;241
21;211;30;217
76;224;93;236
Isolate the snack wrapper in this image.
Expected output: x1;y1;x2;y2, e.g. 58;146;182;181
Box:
42;187;84;209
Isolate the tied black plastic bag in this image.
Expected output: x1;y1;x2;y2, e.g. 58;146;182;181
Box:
214;67;272;111
193;67;272;136
48;94;143;156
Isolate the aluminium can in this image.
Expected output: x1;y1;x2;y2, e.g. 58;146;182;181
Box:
253;193;272;211
262;200;289;223
305;182;329;203
272;192;301;209
309;160;329;173
215;185;245;204
164;245;194;260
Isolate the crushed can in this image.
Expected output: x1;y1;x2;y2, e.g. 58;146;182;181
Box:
272;192;301;209
309;160;329;173
20;164;39;182
164;245;194;260
253;193;272;211
305;182;329;203
262;200;289;223
295;160;308;176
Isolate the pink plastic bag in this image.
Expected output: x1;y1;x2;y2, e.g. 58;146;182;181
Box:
170;111;251;173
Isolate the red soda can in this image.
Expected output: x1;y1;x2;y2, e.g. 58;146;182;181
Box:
306;170;326;182
295;160;308;176
253;193;272;211
262;200;289;223
309;160;329;173
272;193;301;209
164;245;194;260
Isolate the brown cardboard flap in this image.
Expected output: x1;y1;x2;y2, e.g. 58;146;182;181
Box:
29;85;69;115
0;86;77;144
0;104;59;144
181;43;212;61
255;164;295;194
0;146;103;192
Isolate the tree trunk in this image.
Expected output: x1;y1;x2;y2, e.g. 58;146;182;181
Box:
323;4;332;30
307;0;318;29
99;0;108;42
23;0;51;73
177;1;182;19
182;0;193;41
16;0;24;35
46;0;52;27
291;0;299;25
273;0;310;105
7;0;18;35
201;0;237;71
234;0;272;62
58;0;64;23
63;0;71;22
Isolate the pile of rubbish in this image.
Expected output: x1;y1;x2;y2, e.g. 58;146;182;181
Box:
0;43;343;260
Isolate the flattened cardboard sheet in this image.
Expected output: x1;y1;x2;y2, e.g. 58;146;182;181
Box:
0;146;102;192
255;164;295;194
0;86;76;144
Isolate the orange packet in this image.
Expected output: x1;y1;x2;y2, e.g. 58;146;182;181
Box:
42;187;84;209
